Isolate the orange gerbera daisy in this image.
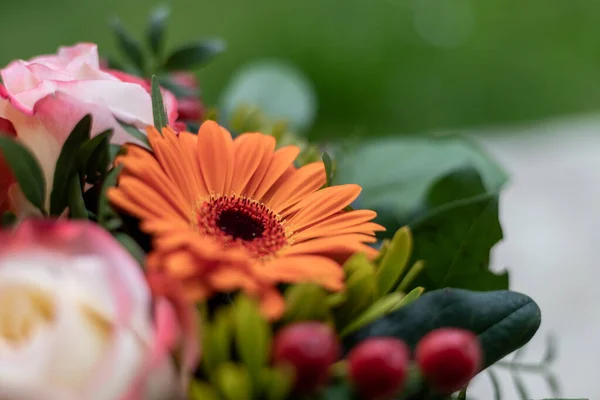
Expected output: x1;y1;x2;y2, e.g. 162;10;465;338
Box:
109;121;384;319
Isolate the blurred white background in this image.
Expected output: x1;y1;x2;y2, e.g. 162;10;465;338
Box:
468;115;600;400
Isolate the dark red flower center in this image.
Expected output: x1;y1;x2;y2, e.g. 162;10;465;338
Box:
196;195;288;258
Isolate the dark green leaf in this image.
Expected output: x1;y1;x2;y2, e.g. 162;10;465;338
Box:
151;75;168;129
1;212;16;228
322;152;334;187
50;115;92;216
77;130;113;184
109;144;124;162
408;167;509;291
115;232;146;266
345;288;542;370
147;5;170;56
163;39;225;70
186;122;200;133
318;381;357;400
158;75;199;98
98;165;123;230
336;134;508;235
0;136;46;213
118;121;150;147
110;17;146;72
67;176;88;219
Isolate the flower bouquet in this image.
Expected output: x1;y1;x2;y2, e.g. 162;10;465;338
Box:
0;6;584;400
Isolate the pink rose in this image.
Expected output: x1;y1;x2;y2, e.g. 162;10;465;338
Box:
0;43;178;215
0;220;195;400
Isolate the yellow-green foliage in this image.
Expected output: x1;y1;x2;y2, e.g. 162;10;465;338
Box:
331;226;426;336
191;227;426;399
194;295;293;400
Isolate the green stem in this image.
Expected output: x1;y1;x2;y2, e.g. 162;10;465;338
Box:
398;261;425;292
495;360;549;372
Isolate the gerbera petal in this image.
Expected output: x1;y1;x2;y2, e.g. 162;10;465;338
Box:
251;145;300;200
230;133;271;194
280;234;378;258
240;135;276;197
293;222;384;243
109;120;382;321
208;267;259;293
258;255;344;291
263;162;326;213
147;127;200;202
285;184;362;229
197;121;234;195
291;210;384;242
117;144;190;210
259;288;286;321
110;176;189;221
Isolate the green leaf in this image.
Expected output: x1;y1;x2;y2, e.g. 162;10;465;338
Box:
283;284;331;323
97;165;123;230
233;296;271;385
151;75;168;129
340;292;404;337
261;368;293;400
322;151;334;187
1;211;16;228
215;363;253;400
158;75;199;98
408;167;509;291
336;134;508;234
220;60;317;133
115;233;146;266
163;39;226;70
398;260;425;292
50;114;92;215
345;288;542;370
109;144;123;162
110;17;146;72
0;136;46;213
188;380;220;400
201;307;233;378
147;5;170;56
118;121;150;147
390;286;423;312
77;130;113;184
319;381;356;400
332;254;377;330
67;176;88;219
376;226;413;296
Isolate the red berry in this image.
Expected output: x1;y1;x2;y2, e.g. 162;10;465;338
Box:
272;322;339;394
347;338;410;399
415;328;482;394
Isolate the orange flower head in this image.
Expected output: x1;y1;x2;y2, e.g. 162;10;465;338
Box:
108;121;384;319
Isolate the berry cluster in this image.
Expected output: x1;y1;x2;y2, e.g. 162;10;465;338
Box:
272;322;482;399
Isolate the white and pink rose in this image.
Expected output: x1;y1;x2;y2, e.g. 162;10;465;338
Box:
0;43;178;215
0;219;195;400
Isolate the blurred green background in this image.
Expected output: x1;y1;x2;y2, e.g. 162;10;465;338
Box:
2;0;600;139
